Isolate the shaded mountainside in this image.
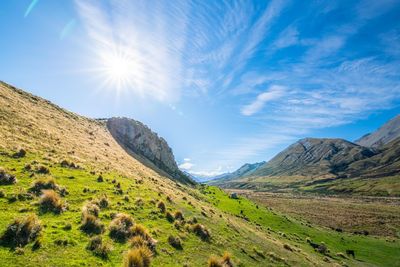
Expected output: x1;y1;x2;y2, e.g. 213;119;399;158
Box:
251;138;376;178
356;115;400;148
347;136;400;178
107;117;194;185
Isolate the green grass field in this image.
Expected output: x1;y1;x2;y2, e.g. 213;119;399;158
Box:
1;152;399;266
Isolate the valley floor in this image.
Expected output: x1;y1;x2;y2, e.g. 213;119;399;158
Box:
227;189;400;238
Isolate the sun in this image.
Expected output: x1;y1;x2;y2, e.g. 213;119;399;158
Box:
100;50;137;91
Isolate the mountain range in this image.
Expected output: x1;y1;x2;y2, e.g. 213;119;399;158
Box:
209;115;400;195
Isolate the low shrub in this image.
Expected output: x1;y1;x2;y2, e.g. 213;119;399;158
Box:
0;214;42;248
130;236;147;248
29;177;59;195
35;165;50;174
124;246;152;267
39;190;66;214
87;236;112;259
82;202;100;218
0;169;17;185
131;224;157;251
174;211;184;220
283;244;293;251
166;212;175;223
168;235;182;250
222;251;234;267
157;201;166;213
97;175;104;182
12;149;26;158
81;213;104;235
192;223;210;241
0;190;5;198
208;256;222;267
96;195;109;209
109;213;135;242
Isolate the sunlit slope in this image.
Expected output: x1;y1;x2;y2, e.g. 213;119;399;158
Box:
0;81;399;266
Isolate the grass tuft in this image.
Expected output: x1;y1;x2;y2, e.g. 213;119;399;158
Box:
39;190;66;214
0;214;42;248
109;213;135;242
124;246;152;267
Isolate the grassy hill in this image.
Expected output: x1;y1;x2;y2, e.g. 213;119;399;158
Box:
0;81;399;266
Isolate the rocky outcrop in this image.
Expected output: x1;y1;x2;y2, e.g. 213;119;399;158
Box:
107;117;195;185
356;115;400;148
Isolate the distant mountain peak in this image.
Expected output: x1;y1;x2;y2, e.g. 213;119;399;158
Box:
356;115;400;148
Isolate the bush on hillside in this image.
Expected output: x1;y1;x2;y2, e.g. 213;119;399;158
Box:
192;223;210;241
39;190;66;214
109;213;135;242
0;168;17;185
82;202;100;218
222;251;234;267
87;235;112;259
166;212;175;223
29;177;59;195
174;211;184;221
0;214;42;248
167;235;182;250
207;256;223;267
12;149;26;158
157;201;166;213
80;213;104;235
124;246;152;267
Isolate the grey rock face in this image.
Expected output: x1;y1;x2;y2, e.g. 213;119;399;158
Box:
107;117;194;185
356;115;400;148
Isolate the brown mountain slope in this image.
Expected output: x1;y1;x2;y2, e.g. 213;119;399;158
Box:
251;138;376;178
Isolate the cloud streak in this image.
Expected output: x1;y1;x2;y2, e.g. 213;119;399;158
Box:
241;85;285;116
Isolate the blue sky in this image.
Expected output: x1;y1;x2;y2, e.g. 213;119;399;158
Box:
1;0;400;177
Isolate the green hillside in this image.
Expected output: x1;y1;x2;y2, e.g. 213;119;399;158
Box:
0;82;399;266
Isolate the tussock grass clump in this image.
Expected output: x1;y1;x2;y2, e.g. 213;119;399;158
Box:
109;213;135;242
87;235;112;259
130;236;147;248
131;224;157;251
82;202;100;217
124;246;152;267
0;168;17;185
222;251;234;267
0;214;42;248
39;190;66;214
60;160;78;169
166;212;175;223
192;223;210;241
208;256;223;267
35;165;50;174
96;195;109;209
174;211;184;220
12;149;26;158
167;235;182;250
81;213;104;235
157;201;166;213
283;243;294;252
29;177;59;195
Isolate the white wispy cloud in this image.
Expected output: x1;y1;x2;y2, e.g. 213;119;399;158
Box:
241;85;285;116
